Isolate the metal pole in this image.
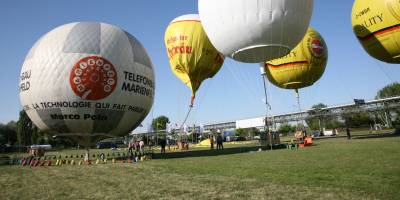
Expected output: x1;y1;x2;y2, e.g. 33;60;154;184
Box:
295;89;304;130
318;119;322;135
156;125;158;147
381;102;391;128
86;148;90;162
295;89;301;113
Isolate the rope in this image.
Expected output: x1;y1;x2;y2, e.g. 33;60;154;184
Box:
262;73;273;150
262;74;272;110
190;74;216;122
177;97;194;135
374;59;395;83
294;89;307;130
226;61;263;104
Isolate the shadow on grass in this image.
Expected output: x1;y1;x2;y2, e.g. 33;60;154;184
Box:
352;133;400;140
312;130;399;141
153;145;287;159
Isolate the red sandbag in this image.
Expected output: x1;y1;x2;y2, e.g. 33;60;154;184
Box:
304;137;313;146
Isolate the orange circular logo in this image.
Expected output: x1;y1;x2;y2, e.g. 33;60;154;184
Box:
70;56;117;100
310;38;325;57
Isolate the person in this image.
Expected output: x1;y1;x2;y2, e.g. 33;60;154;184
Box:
128;139;134;157
346;127;351;139
99;153;105;162
295;130;303;141
139;140;144;156
160;138;166;154
134;140;140;156
84;153;89;162
216;134;224;150
210;136;214;149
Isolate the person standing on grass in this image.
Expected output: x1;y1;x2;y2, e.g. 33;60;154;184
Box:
160;138;166;154
210;135;214;149
346;127;351;139
128;139;134;158
134;139;140;158
139;140;144;156
217;134;224;150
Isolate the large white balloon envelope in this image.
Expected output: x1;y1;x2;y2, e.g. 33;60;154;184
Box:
19;22;155;145
198;0;314;63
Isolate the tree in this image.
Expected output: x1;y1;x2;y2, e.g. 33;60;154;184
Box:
278;123;295;135
376;82;400;99
151;115;170;131
342;112;374;128
235;128;246;137
0;121;18;146
7;121;18;131
306;103;327;130
311;103;327;109
375;82;400;128
249;127;260;138
0;124;15;146
306;103;342;130
17;110;37;146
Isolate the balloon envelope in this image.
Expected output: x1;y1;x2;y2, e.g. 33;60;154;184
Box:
19;22;155;144
198;0;314;63
265;28;327;90
164;14;224;101
352;0;400;63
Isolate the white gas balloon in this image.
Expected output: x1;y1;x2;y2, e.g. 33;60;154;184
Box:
198;0;314;63
19;22;155;143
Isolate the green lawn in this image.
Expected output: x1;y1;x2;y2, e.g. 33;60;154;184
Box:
1;134;399;200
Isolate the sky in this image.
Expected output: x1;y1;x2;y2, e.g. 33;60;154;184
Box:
0;0;399;131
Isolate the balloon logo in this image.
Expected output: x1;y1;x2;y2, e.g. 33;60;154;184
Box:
310;38;324;57
351;0;400;63
265;28;328;90
164;14;224;106
70;56;117;100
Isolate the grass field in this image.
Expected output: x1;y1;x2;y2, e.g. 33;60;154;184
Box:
1;133;400;200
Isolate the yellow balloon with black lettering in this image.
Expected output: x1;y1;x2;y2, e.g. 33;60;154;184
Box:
352;0;400;63
264;28;328;92
164;14;224;106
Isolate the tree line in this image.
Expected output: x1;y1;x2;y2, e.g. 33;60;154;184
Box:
279;82;400;134
2;82;400;150
0;110;76;152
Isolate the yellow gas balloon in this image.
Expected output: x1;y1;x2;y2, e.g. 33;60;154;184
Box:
265;28;327;90
164;14;224;106
352;0;400;63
